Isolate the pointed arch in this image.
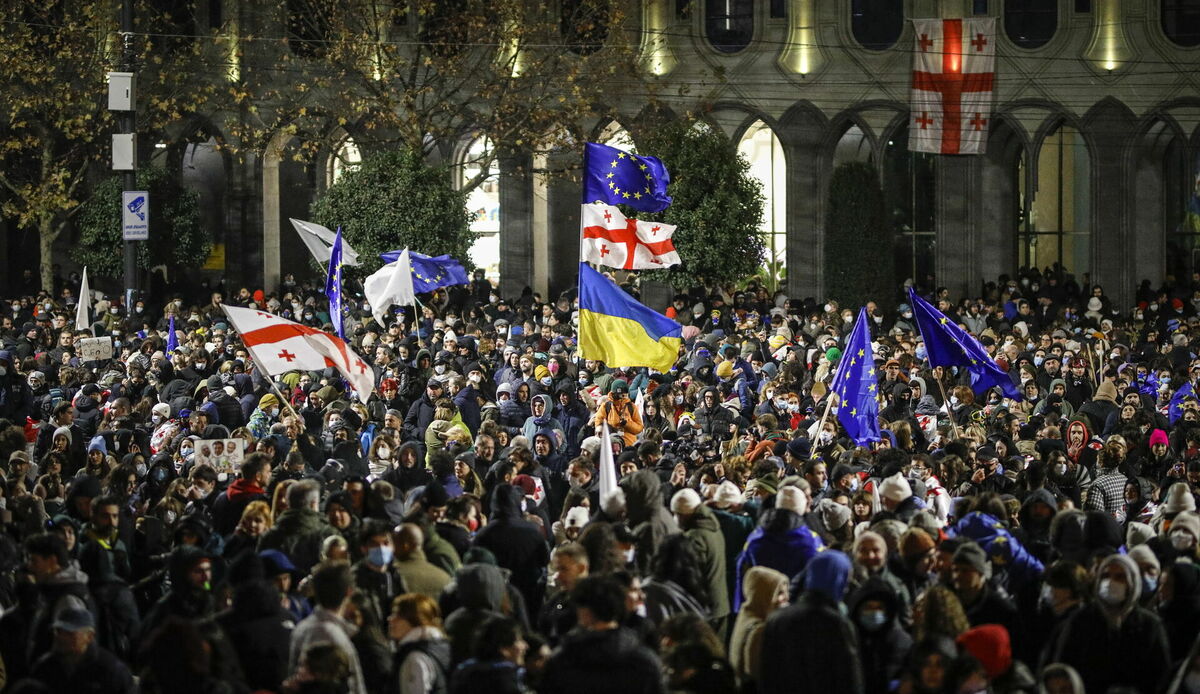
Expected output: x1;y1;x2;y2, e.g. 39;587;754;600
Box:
737;120;787;273
459;135;501;279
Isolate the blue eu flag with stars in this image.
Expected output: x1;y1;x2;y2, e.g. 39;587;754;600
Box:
907;287;1022;401
830;307;881;446
581;142;672;213
324;226;346;339
378;250;470;294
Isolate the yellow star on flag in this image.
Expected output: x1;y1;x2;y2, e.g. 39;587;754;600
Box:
610;161;618;168
858;349;865;357
851;407;858;416
622;192;630;199
606;172;614;179
940;317;948;324
633;192;642;199
618;152;627;159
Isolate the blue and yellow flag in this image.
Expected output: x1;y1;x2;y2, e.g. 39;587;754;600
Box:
324;227;346;339
829;308;881;446
908;287;1022;400
577;262;681;371
582;142;672;213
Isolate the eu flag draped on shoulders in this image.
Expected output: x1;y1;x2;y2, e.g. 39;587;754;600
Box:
581;142;672;213
379;250;470;293
1170;381;1195;423
577;262;681;372
829;308;882;446
324;227;346;339
907;287;1022;401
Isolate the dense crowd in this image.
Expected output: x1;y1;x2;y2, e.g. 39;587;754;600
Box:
0;266;1198;694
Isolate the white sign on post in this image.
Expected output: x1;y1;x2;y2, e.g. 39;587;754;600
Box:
122;190;149;241
79;337;114;362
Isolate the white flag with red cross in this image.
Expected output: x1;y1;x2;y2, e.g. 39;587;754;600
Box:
221;305;374;402
580;203;681;270
910;17;996;155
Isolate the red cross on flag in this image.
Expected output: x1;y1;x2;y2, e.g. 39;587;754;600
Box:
220;305;374;402
910;17;996;155
580;203;681;270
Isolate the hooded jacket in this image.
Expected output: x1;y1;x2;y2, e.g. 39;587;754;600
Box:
521;394;564;442
729;566;788;682
620;470;679;574
471;484;550;617
735;508;825;611
848;578;913;694
553;383;590;458
444;563;506;665
681;504;729;618
540;625;664;694
257;507;338;575
1048;553;1171;694
211;476;268;536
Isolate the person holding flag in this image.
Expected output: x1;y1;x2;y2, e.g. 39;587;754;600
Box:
324;227;346;339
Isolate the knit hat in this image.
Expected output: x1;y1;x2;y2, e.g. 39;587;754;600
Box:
1128;544;1160;573
748;473;780;496
956;625;1012;681
513;474;546;506
564;506;590;529
879;473;912;503
258;393;280;411
715;361;734;380
816;497;851;531
1164;482;1197;515
670;488;703;515
421;482;450;508
712;480;743;508
776;486;808;515
952;541;991;577
1149;429;1169;447
786;437;812;460
899;527;937;560
1171;511;1200;541
1126;522;1155;548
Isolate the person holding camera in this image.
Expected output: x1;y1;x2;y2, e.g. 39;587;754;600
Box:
593;380;642;447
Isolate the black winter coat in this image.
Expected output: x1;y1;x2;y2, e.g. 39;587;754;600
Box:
470;485;550;620
540;626;664;694
759;591;864;694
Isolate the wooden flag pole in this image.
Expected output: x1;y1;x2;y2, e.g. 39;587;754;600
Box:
810;391;838;459
937;375;962;441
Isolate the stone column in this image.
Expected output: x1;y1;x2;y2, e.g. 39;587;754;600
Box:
498;150;534;299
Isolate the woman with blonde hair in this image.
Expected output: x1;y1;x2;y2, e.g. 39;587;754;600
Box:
224;499;272;558
272;478;296;520
388;594;450;694
911;584;970;643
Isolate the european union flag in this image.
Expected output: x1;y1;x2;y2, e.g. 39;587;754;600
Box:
378;250;470;294
908;287;1022;401
829;308;881;446
581;142;672;213
325;227;346;339
1170;381;1195;423
166;314;177;360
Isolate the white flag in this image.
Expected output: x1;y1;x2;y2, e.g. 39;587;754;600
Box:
599;421;619;501
221;305;374;402
289;218;361;267
580;203;680;270
75;267;91;332
363;250;415;327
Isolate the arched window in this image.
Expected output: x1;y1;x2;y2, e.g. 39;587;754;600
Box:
737;121;787;279
562;0;609;55
883;129;938;284
705;0;753;53
1005;0;1057;49
461;137;501;280
1163;0;1200;47
327;135;361;186
1019;124;1090;276
850;0;903;50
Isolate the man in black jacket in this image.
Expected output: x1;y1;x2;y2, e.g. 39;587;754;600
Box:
471;483;550;621
760;550;863;694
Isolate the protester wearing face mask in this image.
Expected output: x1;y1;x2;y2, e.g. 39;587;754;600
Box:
848;578;912;694
248;393;283;440
351;520;408;626
1168;511;1200;562
1047;553;1171;694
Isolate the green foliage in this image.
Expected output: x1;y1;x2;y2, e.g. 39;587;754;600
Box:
73;167;210;278
634;120;766;289
824;161;894;308
310;149;475;276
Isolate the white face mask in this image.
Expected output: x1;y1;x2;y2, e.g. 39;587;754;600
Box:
469;373;481;384
377;446;391;460
949;395;960;406
818;430;833;445
1054;463;1068;476
434;364;446;374
1171;531;1195;551
1098;577;1127;606
269;407;280;418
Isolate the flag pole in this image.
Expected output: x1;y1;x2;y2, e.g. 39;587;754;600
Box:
936;376;962;440
220;305;302;422
810;391;838;460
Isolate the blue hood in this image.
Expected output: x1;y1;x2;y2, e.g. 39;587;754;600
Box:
804;550;851;603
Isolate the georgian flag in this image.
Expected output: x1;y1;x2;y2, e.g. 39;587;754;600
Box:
580;203;681;270
221;305;374;402
910;17;996;155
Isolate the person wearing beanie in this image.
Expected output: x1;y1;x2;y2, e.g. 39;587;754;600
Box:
1048;553;1171;694
879;472;926;523
1161;480;1198;519
592;378;642;448
247;392;282;440
808;497;853;549
1168;510;1200;562
961;445;1016;495
671;487;730;636
1141;427;1177;480
950;541;1018;636
707;480;756;604
1127;544;1161;607
895;527;938;598
734;485;825;611
956;624;1035;692
758;551;861;694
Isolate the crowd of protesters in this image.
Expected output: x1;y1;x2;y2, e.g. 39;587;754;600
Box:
0;264;1198;693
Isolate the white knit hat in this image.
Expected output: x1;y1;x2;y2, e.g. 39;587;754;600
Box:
670;488;702;515
1164;482;1197;515
565;506;590;529
712;481;742;508
880;473;912;503
776;486;808;515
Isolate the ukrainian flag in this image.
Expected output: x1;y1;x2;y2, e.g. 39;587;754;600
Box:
578;262;682;372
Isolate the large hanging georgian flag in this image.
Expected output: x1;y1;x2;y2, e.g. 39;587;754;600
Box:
580;203;681;270
910;18;996;155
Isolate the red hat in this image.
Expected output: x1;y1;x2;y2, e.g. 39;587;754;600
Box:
1173;298;1185;310
253;289;265;304
513;474;545;506
956;625;1012;681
